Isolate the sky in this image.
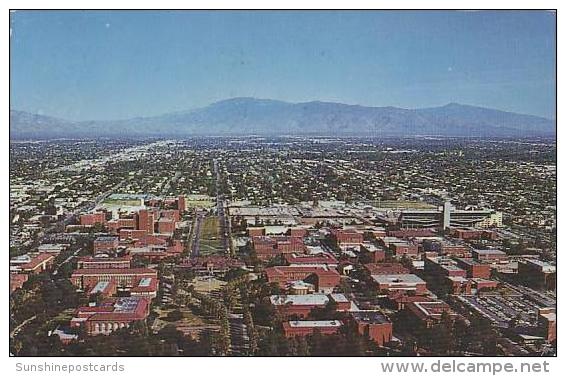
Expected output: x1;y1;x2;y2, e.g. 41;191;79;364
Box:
10;10;556;121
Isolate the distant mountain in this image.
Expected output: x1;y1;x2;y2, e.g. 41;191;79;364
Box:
10;98;556;138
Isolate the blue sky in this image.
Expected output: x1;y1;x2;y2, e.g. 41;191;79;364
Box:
10;10;556;121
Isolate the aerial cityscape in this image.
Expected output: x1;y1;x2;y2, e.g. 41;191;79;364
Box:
9;10;556;357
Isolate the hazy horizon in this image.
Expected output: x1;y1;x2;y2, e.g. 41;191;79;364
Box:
9;96;556;122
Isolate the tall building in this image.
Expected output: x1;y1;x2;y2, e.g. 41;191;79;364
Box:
442;201;451;229
399;204;501;229
177;195;186;214
138;209;154;235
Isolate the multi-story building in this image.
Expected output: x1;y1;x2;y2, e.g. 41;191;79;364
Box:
350;311;393;346
405;300;458;328
70;268;157;291
518;260;556;290
270;293;350;318
70;297;150;336
80;212;107;226
370;274;428;295
93;236;120;255
282;320;343;338
472;248;508;262
77;255;132;269
265;266;340;293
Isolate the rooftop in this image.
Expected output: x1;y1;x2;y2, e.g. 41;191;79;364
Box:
371;274;426;285
351;310;390;324
287;320;342;328
270;294;329;306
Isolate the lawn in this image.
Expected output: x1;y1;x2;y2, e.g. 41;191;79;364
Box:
199;216;224;254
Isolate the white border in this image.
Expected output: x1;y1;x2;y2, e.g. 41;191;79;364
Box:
1;1;562;375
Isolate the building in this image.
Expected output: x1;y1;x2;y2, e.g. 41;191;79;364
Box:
399;204;502;230
270;294;330;318
247;227;266;237
422;239;471;258
282;320;342;338
19;253;55;274
538;308;556;342
93;236;120;255
351;311;393;346
472;248;507;262
389;241;419;259
80;212;107;226
359;242;386;263
364;262;409;275
157;218;176;234
88;280;117;298
252;236;305;260
37;243;67;254
177;195;186;214
77;255;132;269
518;260;556;290
10;273;29;293
424;257;471;295
456;258;492;279
70;297;150;336
452;228;498;241
138;209;155;235
130;277;159;298
70;268;157;291
265;266;340;293
270;293;350;318
388;228;436;238
425;257;467;278
284;253;339;268
371;274;427;295
405;300;457;328
332;229;363;245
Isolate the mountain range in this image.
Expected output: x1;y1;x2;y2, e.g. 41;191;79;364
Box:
10;97;556;139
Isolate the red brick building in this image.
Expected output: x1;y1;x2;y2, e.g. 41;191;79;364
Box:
177;195;186;214
138;209;155;235
70;297;150;336
388;228;435;238
270;293;350;319
282;320;342;338
70;268;157;291
10;273;28;293
80;212;107;226
252;236;305;260
456;258;491;279
371;274;428;295
157;218;176;234
332;229;363;245
265;266;340;293
390;241;419;258
405;300;457;328
77;255;132;269
351;311;393;346
284;253;338;268
93;236;120;255
247;227;266;237
364;262;409;275
20;253;55;274
360;243;386;263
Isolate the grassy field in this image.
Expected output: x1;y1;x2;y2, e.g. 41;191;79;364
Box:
152;305;220;339
184;195;215;209
199;216;224;254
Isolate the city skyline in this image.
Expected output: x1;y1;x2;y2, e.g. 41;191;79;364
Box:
10;10;556;121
